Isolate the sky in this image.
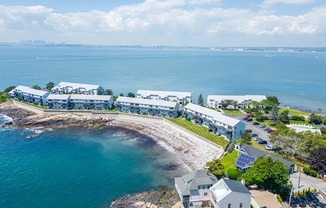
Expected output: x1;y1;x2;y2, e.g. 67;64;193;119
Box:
0;0;325;47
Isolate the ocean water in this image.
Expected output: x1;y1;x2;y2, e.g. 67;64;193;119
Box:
0;116;187;208
0;46;325;112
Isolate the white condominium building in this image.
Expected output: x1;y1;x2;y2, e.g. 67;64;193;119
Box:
69;94;113;110
137;90;192;105
51;82;104;95
207;95;267;109
47;94;71;109
115;96;179;118
184;103;245;139
10;85;50;106
46;94;113;110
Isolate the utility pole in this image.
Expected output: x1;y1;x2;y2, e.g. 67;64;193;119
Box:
298;166;302;189
289;187;294;208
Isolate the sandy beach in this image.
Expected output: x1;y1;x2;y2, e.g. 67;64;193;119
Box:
0;100;224;171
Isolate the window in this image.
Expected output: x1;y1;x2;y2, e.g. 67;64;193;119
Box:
239;203;243;208
204;192;207;196
228;204;231;208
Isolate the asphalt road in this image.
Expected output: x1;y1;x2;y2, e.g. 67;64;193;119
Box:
233;114;272;145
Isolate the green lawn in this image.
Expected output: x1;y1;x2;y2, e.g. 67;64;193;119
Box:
280;107;311;117
221;150;238;171
223;109;244;116
166;116;229;148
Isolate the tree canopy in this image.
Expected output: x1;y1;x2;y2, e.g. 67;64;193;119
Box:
205;159;225;179
32;85;41;90
3;86;15;93
270;104;279;125
241;130;252;145
242;156;290;195
46;82;55;90
198;94;204;106
104;89;113;95
267;96;280;106
307;147;326;176
127;92;135;97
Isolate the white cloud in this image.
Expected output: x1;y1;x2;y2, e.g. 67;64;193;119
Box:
261;0;314;9
0;1;325;46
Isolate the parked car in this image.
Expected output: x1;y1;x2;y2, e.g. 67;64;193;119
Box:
247;129;252;133
251;133;258;137
295;196;306;207
253;121;260;125
258;139;267;144
265;145;274;150
267;129;273;133
247;118;253;121
253;137;260;141
260;124;266;128
243;117;248;121
307;191;319;203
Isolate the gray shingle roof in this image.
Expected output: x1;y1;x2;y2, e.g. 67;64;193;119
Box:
240;144;294;168
223;178;251;194
175;170;217;196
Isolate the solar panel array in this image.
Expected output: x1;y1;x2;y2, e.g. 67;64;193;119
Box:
235;153;256;168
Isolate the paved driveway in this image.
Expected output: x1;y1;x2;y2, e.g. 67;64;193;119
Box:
233;114;271;143
291;172;326;193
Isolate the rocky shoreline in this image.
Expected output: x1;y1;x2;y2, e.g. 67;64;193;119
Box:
0;101;114;129
109;189;182;208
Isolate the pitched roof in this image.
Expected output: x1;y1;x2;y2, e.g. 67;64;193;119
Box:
240;144;294;167
223;179;251;194
175;170;217;196
210;178;251;203
137;90;191;98
15;85;49;97
116;96;178;108
53;82;101;90
185;103;242;127
207;95;267;103
70;94;112;101
47;94;70;100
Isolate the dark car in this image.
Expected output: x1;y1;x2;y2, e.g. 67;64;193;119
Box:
258;139;267;144
267;129;273;133
247;118;253;121
251;133;258;137
243;117;248;120
295;196;306;207
253;121;260;125
260;124;266;128
307;191;319;202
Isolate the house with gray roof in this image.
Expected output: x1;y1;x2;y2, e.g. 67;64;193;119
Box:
235;144;295;174
210;178;251;208
183;103;245;139
175;170;218;207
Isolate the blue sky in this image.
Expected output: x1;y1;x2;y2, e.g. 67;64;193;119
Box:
0;0;325;46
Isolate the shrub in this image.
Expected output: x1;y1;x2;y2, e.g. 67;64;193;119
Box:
227;143;234;153
227;168;240;180
321;127;326;135
277;194;282;203
291;115;305;121
303;167;317;177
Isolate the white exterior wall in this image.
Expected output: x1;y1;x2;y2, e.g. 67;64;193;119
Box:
184;108;245;139
212;192;251;208
136;91;192;105
117;104;178;118
14;90;49;106
47;99;69;109
189;189;211;206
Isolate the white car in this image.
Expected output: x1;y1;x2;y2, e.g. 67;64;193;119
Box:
265;145;274;150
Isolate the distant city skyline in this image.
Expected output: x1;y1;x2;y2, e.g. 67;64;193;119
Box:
0;0;325;47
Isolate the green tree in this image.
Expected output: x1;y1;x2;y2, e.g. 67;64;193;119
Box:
227;168;241;180
32;85;41;90
270;104;279;125
119;93;124;96
97;88;103;95
198;93;204;106
205;159;225;179
279;110;290;124
309;113;323;125
46;82;55;90
242;156;289;194
104;89;113;95
241;130;252;145
267;96;280;106
3;86;15;93
321;127;326;135
127;92;135;97
261;99;274;111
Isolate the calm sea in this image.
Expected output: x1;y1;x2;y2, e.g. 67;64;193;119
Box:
0;116;187;208
0;46;325;112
